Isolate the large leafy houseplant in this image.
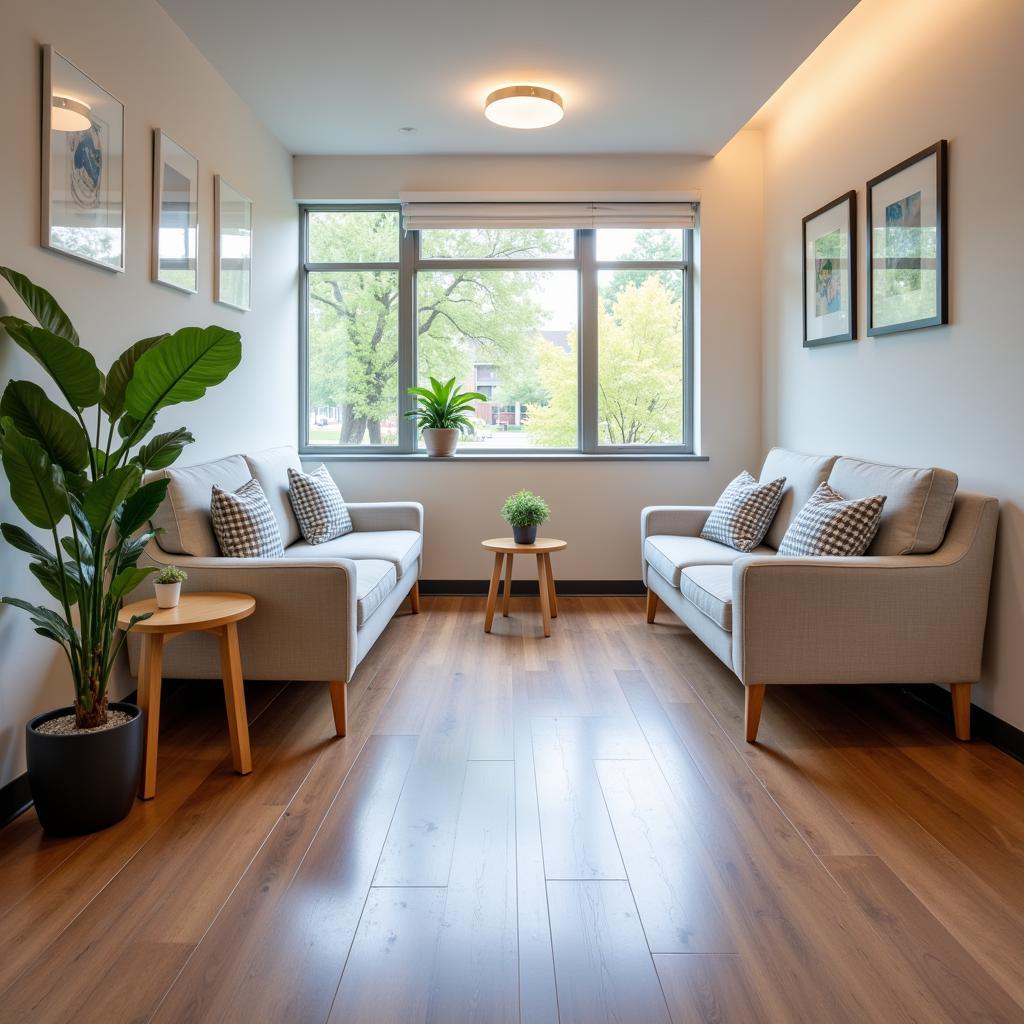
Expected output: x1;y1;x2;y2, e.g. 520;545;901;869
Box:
405;376;487;432
0;267;241;729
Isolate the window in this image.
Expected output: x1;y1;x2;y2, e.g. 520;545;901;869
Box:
301;208;693;455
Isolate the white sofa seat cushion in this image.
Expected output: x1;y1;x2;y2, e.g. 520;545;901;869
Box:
679;565;733;631
286;530;422;579
645;535;772;588
759;447;837;549
355;559;397;626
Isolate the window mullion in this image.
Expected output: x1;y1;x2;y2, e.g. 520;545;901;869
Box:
398;227;417;452
578;229;598;454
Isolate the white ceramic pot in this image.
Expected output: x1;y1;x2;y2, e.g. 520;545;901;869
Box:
154;581;181;609
422;427;460;457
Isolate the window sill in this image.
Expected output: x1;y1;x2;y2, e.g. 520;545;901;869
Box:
298;450;709;463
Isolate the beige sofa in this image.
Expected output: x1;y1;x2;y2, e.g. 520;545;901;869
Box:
126;445;423;736
642;448;998;742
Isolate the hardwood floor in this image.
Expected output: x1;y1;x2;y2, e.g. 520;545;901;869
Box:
2;596;1024;1023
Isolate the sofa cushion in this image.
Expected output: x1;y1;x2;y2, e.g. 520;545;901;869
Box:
679;565;733;631
288;464;353;544
355;559;397;626
777;482;886;557
210;478;285;558
645;535;773;588
759;448;837;549
286;530;422;579
827;457;957;555
150;454;251;556
245;446;302;547
700;471;787;552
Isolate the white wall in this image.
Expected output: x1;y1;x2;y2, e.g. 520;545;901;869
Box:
0;0;296;786
294;138;765;580
759;0;1024;729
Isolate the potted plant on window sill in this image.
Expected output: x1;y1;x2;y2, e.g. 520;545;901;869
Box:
406;376;487;457
501;489;550;545
0;267;241;835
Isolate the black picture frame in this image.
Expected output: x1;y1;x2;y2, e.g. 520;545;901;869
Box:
867;140;948;336
802;190;857;347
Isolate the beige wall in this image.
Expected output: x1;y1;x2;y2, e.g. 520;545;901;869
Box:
295;137;765;581
759;0;1024;729
0;0;297;786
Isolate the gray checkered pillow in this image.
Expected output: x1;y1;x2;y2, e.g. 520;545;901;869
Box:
777;482;886;557
210;478;284;558
701;471;786;552
288;464;352;544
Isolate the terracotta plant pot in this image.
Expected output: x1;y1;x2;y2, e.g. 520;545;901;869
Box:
154;581;181;608
422;427;459;457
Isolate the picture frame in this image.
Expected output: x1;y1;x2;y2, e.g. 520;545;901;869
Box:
41;45;125;272
214;176;253;311
802;190;857;347
867;140;948;336
152;129;199;293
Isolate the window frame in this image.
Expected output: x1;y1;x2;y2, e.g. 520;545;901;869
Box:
299;203;695;457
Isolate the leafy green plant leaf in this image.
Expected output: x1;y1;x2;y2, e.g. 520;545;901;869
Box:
28;559;80;605
0;418;69;529
1;522;54;561
110;565;155;602
0;267;79;345
0;318;102;410
83;464;141;533
1;597;78;645
116;478;168;538
101;335;168;418
132;428;194;471
0;380;90;472
115;530;155;572
124;325;241;426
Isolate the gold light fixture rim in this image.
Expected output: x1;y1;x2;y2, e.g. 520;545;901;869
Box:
485;84;563;110
52;95;92;122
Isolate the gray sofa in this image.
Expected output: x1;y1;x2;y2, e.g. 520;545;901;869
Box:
126;445;423;736
642;448;998;742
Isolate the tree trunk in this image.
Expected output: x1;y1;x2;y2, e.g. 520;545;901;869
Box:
75;693;108;729
339;404;368;444
367;419;382;444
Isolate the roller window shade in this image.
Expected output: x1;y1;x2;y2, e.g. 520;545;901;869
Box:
401;201;696;231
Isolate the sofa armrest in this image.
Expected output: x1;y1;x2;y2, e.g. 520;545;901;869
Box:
641;505;713;542
345;501;424;534
731;494;998;686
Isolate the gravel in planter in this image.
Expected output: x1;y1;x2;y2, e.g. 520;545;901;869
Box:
35;709;134;736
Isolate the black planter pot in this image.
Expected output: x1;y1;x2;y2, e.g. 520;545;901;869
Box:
25;702;142;836
513;524;538;545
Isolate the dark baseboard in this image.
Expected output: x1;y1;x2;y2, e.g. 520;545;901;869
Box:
419;579;646;596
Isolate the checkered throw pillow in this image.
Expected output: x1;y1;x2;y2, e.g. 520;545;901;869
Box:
287;464;352;544
777;482;887;557
210;478;284;558
700;471;787;552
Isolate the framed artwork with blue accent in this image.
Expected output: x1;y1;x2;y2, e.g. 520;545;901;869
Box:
803;190;857;346
41;45;125;272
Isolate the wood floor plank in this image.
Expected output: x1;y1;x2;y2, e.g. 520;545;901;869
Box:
427;761;518;1024
596;758;735;953
547;880;671;1024
327;887;445;1024
655;953;768;1024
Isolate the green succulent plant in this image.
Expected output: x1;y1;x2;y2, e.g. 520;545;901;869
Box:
501;489;550;528
154;565;188;585
0;267;241;728
405;376;486;433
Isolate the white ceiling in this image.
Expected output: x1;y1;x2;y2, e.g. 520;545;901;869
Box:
158;0;857;156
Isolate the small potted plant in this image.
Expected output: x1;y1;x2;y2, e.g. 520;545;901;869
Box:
501;489;550;545
406;376;487;457
154;565;187;608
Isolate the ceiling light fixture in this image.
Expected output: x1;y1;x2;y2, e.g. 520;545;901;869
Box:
484;85;563;129
51;95;92;132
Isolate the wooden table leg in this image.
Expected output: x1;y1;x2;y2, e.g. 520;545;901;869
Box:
502;553;514;617
218;622;252;775
484;553;505;633
137;633;164;800
536;553;552;637
543;553;558;618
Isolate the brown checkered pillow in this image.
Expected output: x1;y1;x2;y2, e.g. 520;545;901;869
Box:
777;482;886;557
210;478;284;558
700;471;786;552
287;464;352;544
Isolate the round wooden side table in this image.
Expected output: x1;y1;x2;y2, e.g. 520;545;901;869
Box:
481;537;567;637
118;592;256;799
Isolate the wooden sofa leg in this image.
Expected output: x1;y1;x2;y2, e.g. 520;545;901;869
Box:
951;683;972;741
329;680;348;737
409;581;421;614
745;684;766;743
646;588;659;624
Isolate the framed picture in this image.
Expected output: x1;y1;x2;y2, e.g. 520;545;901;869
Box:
41;45;124;272
152;130;199;293
214;176;253;311
867;140;948;335
802;190;857;346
